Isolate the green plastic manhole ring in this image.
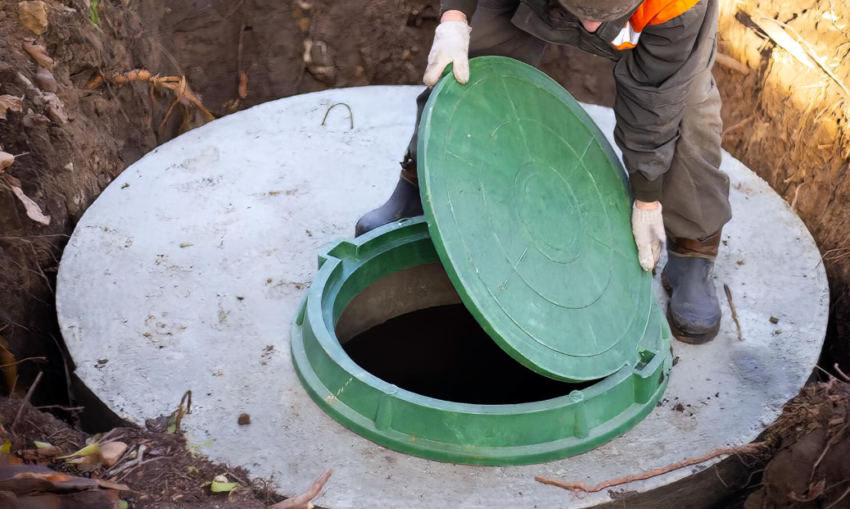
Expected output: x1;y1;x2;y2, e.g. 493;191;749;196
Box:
419;56;654;383
291;218;672;466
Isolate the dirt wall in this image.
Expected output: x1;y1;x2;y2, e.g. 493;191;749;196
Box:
714;0;850;370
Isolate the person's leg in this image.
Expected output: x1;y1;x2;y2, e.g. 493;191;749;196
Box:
355;0;547;236
660;65;732;344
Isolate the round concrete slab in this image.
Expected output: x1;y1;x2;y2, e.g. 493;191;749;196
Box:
57;86;828;509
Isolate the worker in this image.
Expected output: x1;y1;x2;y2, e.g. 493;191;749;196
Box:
354;0;731;344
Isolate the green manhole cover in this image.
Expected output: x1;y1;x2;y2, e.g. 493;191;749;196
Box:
291;219;671;465
291;58;672;465
419;56;652;382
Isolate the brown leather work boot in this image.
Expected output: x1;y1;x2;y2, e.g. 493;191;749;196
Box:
661;231;723;344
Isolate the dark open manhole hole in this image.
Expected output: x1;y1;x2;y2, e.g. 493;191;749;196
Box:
343;304;594;405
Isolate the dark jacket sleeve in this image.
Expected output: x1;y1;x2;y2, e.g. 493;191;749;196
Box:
441;0;478;20
613;0;717;202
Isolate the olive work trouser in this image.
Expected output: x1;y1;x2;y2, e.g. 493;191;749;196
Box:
402;0;731;242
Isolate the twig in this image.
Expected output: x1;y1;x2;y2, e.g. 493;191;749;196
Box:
535;443;763;496
791;182;806;211
321;103;354;130
12;371;43;432
271;469;333;509
741;468;765;489
237;20;248;100
35;405;85;412
0;357;47;369
723;284;743;341
713;464;730;488
835;363;850;383
109;444;145;477
116;456;167;483
722;115;753;137
811;424;847;483
106;444;139;476
175;390;192;432
226;470;250;488
48;333;74;415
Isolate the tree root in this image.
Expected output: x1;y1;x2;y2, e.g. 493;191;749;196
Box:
271;469;332;509
536;443;764;497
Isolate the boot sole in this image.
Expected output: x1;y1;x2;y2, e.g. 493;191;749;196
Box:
661;269;720;345
666;310;720;344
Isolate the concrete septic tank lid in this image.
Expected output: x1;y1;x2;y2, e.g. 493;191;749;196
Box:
57;87;828;508
292;217;671;465
419;57;654;382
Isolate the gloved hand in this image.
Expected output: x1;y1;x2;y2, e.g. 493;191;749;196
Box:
631;202;665;271
423;20;472;87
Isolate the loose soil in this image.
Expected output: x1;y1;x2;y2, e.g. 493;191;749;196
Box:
0;396;277;508
0;0;848;507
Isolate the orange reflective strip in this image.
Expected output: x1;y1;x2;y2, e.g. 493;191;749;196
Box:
613;41;638;50
629;0;701;33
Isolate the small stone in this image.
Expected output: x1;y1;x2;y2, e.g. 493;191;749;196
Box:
773;329;782;336
18;1;48;35
769;316;779;324
64;162;74;171
0;152;14;172
22;110;50;128
100;441;128;467
238;413;251;425
36;67;58;93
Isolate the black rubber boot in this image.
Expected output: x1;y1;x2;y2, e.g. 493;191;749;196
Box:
355;176;424;237
662;255;722;344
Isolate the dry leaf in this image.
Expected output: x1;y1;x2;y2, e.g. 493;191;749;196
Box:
98;479;130;491
0;152;14;172
35;68;58;93
0;96;22;120
8;183;50;225
18;1;48;35
23;42;54;69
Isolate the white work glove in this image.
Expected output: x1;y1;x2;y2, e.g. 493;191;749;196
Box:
631;202;666;271
423;20;472;87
